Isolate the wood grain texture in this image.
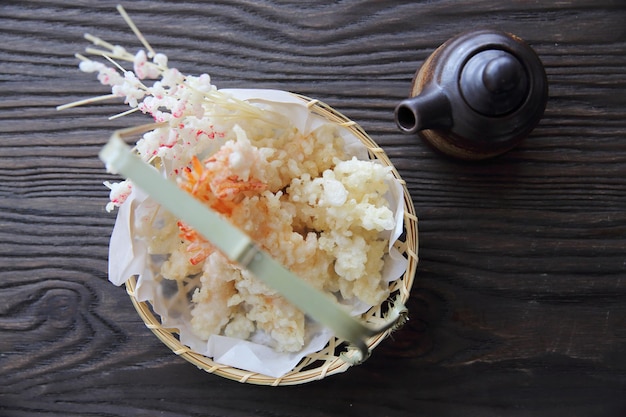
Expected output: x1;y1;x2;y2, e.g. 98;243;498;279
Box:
1;0;626;416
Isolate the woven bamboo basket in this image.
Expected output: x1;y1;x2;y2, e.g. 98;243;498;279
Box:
123;94;419;386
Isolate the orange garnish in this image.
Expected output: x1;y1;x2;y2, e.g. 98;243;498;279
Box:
177;155;267;265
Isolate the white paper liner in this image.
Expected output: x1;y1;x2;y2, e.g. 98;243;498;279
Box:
107;89;407;378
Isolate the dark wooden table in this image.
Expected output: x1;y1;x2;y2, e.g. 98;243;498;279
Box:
2;1;626;416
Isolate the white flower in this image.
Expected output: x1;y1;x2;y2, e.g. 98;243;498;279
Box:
161;68;184;88
133;50;160;80
78;60;105;73
96;66;124;87
103;180;133;212
152;53;168;68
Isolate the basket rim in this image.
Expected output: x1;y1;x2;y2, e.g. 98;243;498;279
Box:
123;93;419;386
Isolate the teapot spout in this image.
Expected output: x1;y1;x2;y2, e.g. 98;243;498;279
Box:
394;85;452;134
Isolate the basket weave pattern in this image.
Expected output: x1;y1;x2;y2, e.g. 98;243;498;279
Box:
124;95;419;385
